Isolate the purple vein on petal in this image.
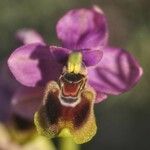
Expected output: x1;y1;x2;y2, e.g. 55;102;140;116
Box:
88;47;143;97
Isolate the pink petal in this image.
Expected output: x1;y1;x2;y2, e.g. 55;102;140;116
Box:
56;6;108;50
16;28;45;45
12;87;44;120
82;49;103;66
88;47;143;97
8;43;63;87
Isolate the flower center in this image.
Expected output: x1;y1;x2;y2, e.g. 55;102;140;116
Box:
67;52;82;74
59;72;86;107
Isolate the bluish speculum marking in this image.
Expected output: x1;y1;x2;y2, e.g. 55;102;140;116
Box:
59;72;87;107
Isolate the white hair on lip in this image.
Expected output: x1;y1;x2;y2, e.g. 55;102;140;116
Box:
59;94;81;107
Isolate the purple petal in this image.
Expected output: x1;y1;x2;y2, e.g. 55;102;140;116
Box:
56;6;108;50
0;62;20;122
88;47;143;97
12;87;44;120
50;46;70;64
16;28;45;45
0;92;11;121
81;49;103;66
8;43;63;87
51;46;103;66
0;62;20;92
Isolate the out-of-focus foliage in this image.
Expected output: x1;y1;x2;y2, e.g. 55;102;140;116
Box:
0;0;149;150
0;124;56;150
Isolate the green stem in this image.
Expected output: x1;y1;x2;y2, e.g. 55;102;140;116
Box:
59;137;80;150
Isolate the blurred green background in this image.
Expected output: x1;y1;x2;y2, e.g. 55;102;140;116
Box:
0;0;149;150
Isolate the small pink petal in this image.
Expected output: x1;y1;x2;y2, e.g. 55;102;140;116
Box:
82;49;103;66
16;28;45;45
50;46;70;64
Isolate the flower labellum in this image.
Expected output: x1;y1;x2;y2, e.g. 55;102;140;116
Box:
34;52;97;144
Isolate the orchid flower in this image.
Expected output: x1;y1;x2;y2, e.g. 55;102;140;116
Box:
0;32;45;143
7;6;143;144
